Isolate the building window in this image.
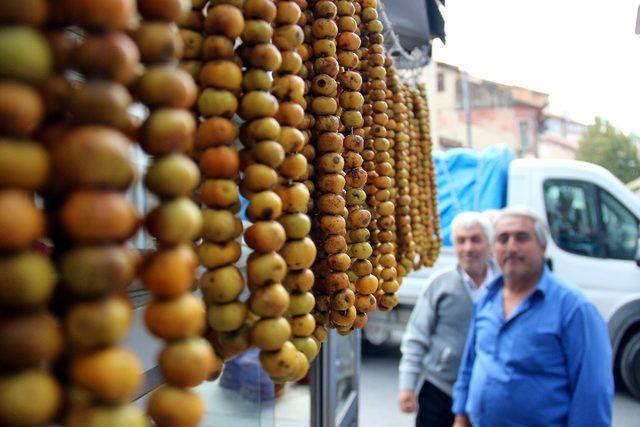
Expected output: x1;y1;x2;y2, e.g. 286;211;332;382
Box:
519;120;530;153
437;72;445;92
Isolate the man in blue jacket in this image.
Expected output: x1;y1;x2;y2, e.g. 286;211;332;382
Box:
452;206;613;427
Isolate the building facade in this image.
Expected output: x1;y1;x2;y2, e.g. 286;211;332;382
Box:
432;62;587;159
538;114;588;159
434;63;548;156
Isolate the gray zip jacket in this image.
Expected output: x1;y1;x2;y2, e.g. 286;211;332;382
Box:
398;262;498;396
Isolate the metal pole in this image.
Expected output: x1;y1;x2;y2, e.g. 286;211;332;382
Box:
310;344;327;427
461;71;473;149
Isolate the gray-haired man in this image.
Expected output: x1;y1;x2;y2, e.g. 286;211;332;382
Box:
398;211;498;427
452;206;612;427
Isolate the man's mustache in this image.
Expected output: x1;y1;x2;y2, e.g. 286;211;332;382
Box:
502;253;524;263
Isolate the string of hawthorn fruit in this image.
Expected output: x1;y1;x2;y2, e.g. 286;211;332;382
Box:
381;55;400;288
378;55;402;299
410;87;428;267
0;2;62;426
404;83;424;269
358;0;399;312
315;0;361;336
36;0;145;425
298;0;333;348
337;0;377;332
237;0;309;384
416;83;441;267
52;2;148;425
134;1;215;426
308;0;355;334
272;0;322;377
387;65;415;279
195;0;250;368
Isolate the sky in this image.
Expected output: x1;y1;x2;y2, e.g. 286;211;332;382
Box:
431;0;640;134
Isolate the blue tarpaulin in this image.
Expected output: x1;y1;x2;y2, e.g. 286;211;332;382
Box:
435;144;515;246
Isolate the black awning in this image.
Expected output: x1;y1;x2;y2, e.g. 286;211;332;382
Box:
383;0;445;53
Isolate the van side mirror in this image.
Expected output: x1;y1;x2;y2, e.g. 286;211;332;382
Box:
635;238;640;267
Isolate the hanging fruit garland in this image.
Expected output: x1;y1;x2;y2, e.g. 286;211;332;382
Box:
196;0;249;364
133;1;216;426
0;3;63;426
297;1;333;348
358;0;379;309
29;0;147;424
407;86;426;270
377;55;401;291
387;65;415;279
404;84;424;269
358;0;398;313
233;0;301;383
416;83;441;266
308;0;356;335
272;0;322;374
336;0;375;332
323;0;361;336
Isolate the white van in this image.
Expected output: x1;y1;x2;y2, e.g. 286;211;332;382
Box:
365;158;640;398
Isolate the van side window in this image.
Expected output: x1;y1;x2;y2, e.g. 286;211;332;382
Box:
543;180;603;257
599;190;638;260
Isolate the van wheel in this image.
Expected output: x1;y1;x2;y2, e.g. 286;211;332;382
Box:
621;332;640;399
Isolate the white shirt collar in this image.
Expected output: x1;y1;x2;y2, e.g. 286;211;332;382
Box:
458;261;498;301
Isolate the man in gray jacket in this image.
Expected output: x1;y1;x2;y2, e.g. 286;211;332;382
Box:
398;212;498;427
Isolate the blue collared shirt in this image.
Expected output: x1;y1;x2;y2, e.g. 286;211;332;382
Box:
452;267;613;427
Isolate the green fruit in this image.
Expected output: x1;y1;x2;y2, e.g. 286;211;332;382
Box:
259;341;298;379
145;197;203;245
291;336;319;362
65;297;133;352
0;251;55;309
249;283;290;318
60;246;137;297
350;242;373;260
207;301;247;332
278;213;311;239
287;291;315;316
0;370;61;427
197;88;238;117
250;317;291;351
0;26;51;84
0;138;50;190
345;188;366;206
349;227;370;243
0;313;62;370
199;265;244;304
144;154;200;197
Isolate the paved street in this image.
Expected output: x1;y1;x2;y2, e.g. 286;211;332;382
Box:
359;346;640;427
